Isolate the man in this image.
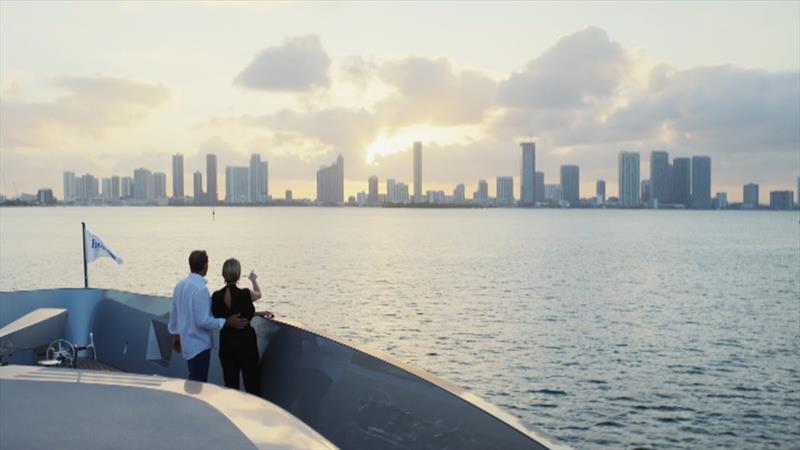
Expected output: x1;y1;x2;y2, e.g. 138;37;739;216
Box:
168;250;248;382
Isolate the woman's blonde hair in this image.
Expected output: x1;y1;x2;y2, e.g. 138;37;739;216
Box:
222;258;241;284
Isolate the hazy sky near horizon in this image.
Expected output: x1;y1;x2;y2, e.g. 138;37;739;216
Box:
1;1;799;201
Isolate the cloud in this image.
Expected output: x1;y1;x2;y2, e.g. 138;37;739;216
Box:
0;76;169;148
376;57;497;126
234;35;331;92
498;26;629;110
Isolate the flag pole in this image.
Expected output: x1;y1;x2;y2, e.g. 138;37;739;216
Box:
81;222;88;288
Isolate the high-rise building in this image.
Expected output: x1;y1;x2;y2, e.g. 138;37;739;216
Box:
596;179;606;204
474;179;489;206
63;172;77;203
520;142;536;206
386;179;396;203
496;176;514;207
650;150;671;205
769;191;793;210
111;176;120;200
396;182;409;203
691;156;711;209
249;154;269;203
285;190;292;201
714;192;728;209
206;154;218;205
193;171;204;204
121;177;134;199
172;153;184;199
368;176;379;205
453;184;465;204
560;165;580;206
101;178;112;199
743;183;759;209
316;155;344;206
672;157;691;207
133;169;154;200
153;172;167;199
413;142;422;203
544;184;562;205
225;166;249;204
618;151;640;208
535;171;545;204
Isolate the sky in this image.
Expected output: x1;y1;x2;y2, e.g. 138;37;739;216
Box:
1;1;799;202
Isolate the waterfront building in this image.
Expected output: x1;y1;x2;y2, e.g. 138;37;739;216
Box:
111;176;120;200
672;157;691;207
544;184;562;205
769;191;793;210
192;171;204;204
101;178;112;199
172;153;184;199
535;171;545;204
691;156;711;209
121;177;134;199
206;154;218;205
37;188;55;205
225;166;250;204
496;177;514;207
249;154;269;203
356;191;366;207
413;142;422;203
133;169;153;200
618;151;641;208
316;155;344;206
520;142;536;206
650;150;671;205
285;190;292;201
473;179;489;206
386;179;396;203
714;192;728;209
368;176;379;205
743;183;759;209
396;182;409;203
62;172;77;203
596;179;606;204
453;184;465;204
153;172;167;199
560;165;580;206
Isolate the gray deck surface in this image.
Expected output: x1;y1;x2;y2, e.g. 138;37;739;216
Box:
0;379;257;450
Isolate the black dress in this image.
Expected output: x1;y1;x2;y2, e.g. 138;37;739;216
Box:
211;284;260;394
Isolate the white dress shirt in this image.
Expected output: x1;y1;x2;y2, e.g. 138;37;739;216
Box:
168;272;225;360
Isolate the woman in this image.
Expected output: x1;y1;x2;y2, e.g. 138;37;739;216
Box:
211;258;274;394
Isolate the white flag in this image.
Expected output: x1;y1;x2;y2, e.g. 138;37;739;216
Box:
84;228;123;264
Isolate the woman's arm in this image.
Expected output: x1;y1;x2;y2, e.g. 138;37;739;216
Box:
248;271;262;301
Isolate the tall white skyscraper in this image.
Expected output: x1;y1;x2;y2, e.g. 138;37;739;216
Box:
133;168;154;200
193;171;204;204
386;178;397;203
111;176;120;200
316;155;344;206
172;153;184;199
63;172;77;202
249;154;269;203
225;166;249;204
121;177;134;198
101;178;112;199
520;142;536;206
453;184;465;204
413;142;422;203
153;172;167;199
618;151;641;208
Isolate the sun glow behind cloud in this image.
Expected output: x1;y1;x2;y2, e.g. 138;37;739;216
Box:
365;124;484;164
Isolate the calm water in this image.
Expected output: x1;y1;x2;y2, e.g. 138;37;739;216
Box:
1;207;799;449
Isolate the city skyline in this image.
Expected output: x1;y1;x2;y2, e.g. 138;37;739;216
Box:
47;144;798;210
1;3;799;201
